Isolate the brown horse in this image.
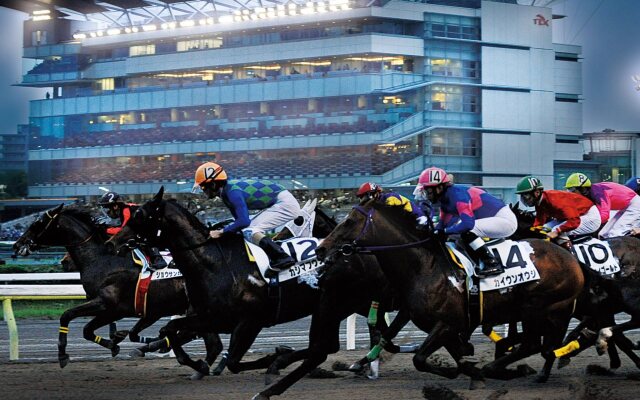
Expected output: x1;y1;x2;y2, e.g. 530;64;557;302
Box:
316;199;585;386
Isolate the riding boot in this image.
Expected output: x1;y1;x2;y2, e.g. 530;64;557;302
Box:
554;234;575;254
259;237;296;277
149;247;167;271
463;232;504;278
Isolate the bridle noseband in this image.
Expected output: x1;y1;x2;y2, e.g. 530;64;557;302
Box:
29;210;95;249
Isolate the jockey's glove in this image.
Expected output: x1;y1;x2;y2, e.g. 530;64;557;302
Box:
416;216;430;227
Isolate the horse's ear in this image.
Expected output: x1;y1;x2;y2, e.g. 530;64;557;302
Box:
309;198;318;211
52;203;64;215
302;199;310;210
153;186;165;204
510;202;520;211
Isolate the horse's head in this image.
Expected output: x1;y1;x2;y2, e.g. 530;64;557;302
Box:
106;186;209;255
13;204;100;256
13;204;64;256
106;186;166;255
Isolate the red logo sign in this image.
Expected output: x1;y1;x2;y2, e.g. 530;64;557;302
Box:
533;14;550;26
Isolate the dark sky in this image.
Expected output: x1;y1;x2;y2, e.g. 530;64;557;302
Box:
0;0;637;135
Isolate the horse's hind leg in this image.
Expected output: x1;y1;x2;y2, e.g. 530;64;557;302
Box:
128;317;160;344
412;321;460;379
82;313;124;357
596;317;640;355
161;316;211;377
225;322;268;374
58;298;107;368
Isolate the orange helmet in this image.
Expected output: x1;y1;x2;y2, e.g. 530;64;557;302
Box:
193;162;227;191
356;182;382;199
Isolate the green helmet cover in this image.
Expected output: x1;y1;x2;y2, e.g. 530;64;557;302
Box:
515;176;544;194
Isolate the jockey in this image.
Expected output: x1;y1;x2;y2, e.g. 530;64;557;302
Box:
565;173;640;238
194;162;300;277
414;167;517;277
356;182;426;220
98;191;166;270
515;176;600;249
624;177;640;195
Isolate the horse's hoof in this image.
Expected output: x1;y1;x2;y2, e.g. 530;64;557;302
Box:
129;348;145;358
265;373;278;386
211;366;224;376
557;357;571;369
367;360;379;380
469;379;485;390
347;362;364;373
112;330;128;341
534;373;549;383
595;345;607;356
275;345;294;355
517;364;537;376
111;345;120;357
195;360;209;377
252;393;269;400
189;371;206;381
59;355;70;369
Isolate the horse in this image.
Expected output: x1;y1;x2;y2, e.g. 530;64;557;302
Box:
12;204;223;375
106;187;403;380
509;201;640;370
315;198;585;387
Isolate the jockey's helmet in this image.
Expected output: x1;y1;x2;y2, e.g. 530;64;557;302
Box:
356;182;382;199
418;167;451;187
565;173;591;190
625;176;640;194
515;176;544;194
99;191;123;206
193;162;227;192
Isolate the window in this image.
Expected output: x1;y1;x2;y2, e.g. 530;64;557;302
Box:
429;86;479;113
31;30;48;46
177;38;222;51
98;78;114;91
130;44;156;57
427;130;479;156
425;14;480;40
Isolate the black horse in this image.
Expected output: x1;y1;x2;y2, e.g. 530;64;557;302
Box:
509;202;640;370
13;204;222;373
316;199;585;387
106;187;403;380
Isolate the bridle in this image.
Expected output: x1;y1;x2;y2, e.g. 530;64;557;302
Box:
28;210;95;250
339;204;431;256
135;202;212;252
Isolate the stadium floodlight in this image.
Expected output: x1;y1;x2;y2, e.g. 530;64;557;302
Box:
33;10;50;15
219;15;234;24
96;30;104;36
98;187;110;192
89;32;97;38
142;24;157;31
124;27;132;33
73;33;87;39
32;15;51;21
180;20;195;27
207;18;214;24
131;26;139;33
107;28;121;35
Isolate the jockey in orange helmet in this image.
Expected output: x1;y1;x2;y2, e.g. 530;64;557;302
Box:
194;162;300;277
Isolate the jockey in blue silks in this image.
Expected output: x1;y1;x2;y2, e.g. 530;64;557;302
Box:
413;167;518;277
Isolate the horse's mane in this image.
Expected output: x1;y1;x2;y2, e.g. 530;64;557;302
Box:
314;206;338;229
370;199;422;237
164;199;209;234
61;204;109;241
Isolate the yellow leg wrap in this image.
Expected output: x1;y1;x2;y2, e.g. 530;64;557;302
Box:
488;330;503;343
553;340;580;358
59;327;69;334
165;337;170;347
94;335;102;344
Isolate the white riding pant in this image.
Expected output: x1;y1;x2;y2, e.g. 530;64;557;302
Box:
470;206;518;239
243;190;301;244
544;205;601;236
599;195;640;238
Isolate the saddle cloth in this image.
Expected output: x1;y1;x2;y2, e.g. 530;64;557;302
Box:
245;237;324;284
131;249;183;317
446;240;540;292
572;237;621;276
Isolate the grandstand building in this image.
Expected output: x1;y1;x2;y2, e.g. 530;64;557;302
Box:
8;0;582;200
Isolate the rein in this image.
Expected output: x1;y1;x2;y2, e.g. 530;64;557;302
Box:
340;205;431;256
33;210;97;248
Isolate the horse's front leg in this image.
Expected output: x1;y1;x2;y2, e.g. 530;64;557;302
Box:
596;317;640;355
58;298;107;368
225;321;269;374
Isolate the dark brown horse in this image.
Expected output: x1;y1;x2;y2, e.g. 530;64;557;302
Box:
12;204;222;374
315;199;585;386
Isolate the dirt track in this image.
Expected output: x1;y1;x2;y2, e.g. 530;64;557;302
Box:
3;338;640;400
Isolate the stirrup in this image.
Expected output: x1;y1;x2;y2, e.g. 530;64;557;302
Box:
475;264;504;278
